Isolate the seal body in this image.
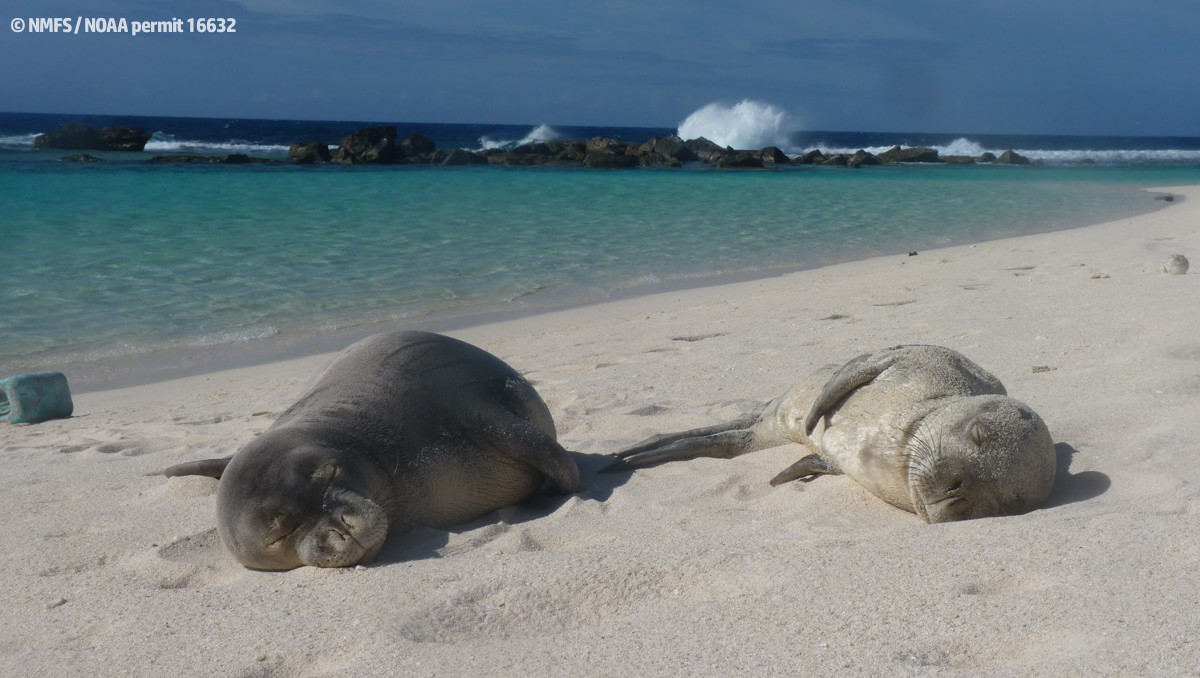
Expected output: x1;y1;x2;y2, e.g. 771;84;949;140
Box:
610;345;1056;523
166;331;580;570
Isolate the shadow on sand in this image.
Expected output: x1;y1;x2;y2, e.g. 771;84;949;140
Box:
374;450;628;565
1044;442;1110;509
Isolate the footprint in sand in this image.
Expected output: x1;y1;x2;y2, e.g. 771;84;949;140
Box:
394;566;665;644
628;404;670;416
670;332;727;342
94;439;160;456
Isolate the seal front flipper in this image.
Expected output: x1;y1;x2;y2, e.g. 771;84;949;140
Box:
803;347;904;435
603;427;759;472
161;456;233;479
769;453;841;486
485;411;582;494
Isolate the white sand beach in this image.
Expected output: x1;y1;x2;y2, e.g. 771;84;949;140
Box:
2;187;1198;677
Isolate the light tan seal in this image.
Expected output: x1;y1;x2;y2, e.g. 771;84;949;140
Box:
608;345;1056;523
163;330;581;570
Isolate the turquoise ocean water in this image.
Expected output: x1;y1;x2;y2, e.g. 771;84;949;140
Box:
3;112;1199;387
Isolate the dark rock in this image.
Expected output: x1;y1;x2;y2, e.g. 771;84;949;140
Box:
943;155;976;164
760;146;790;164
332;125;397;164
548;140;588;162
584;152;641;169
793;149;826;165
502;142;560;166
214;153;253;164
399;132;437;159
848;150;880;168
508;141;553;156
640;135;700;164
34;123;152;152
147;154;274;164
98;127;152;151
715;151;764;169
148;154;204;163
1155;195;1176;202
976;152;997;163
820;154;850;166
877;146;941;164
995;150;1032;165
683;137;728;163
59;153;103;162
289;141;332;164
433;148;487;166
587;137;628;153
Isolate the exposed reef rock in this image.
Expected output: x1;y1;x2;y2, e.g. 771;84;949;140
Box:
848;150;881;168
288;141;332;164
331;125;398;164
147;154;278;164
270;125;1050;171
995;150;1033;165
35;123;152;152
877;145;941;164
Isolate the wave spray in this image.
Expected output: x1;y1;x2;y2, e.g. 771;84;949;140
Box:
677;100;794;150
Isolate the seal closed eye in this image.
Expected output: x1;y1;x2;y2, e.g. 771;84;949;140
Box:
163;330;581;569
607;345;1056;523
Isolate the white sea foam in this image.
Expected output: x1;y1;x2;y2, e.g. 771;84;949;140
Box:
478;124;562;151
677;100;795;151
811;136;1200;165
0;133;39;149
187;326;280;347
143;132;290;155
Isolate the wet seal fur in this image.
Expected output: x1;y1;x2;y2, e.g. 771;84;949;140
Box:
163;330;581;569
608;345;1055;523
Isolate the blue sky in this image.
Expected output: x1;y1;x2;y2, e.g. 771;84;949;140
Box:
4;0;1199;135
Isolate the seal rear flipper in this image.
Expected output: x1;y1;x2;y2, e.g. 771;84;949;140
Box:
769;453;841;486
602;428;759;472
161;456;233;479
804;348;903;435
613;405;766;461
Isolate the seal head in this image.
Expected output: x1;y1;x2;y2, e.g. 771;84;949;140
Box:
216;432;393;570
906;395;1056;523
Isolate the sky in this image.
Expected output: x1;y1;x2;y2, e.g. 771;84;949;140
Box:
3;0;1199;136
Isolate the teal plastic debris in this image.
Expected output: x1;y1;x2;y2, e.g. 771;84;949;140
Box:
0;372;74;424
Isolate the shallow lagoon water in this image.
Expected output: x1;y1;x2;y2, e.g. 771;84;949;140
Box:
4;159;1196;377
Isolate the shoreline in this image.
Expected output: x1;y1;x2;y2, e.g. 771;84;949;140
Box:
58;185;1184;394
3;185;1198;676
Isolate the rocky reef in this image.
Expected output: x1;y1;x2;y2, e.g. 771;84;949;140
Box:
288;126;1042;169
35;123;152;152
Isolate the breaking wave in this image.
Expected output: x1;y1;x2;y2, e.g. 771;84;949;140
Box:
677;100;795;151
143;132;291;155
812;136;1200;165
478;124;562;151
